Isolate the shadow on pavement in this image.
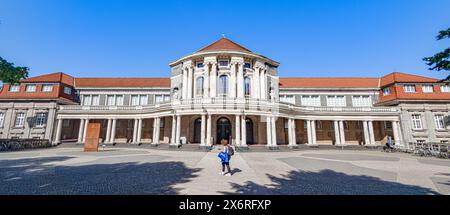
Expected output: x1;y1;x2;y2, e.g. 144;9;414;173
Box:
0;156;200;195
222;169;441;195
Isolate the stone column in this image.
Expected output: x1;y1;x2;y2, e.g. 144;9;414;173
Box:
288;118;293;145
266;116;272;146
210;63;217;97
206;114;212;146
253;67;260;99
271;116;277;146
110;119;117;144
307;120;312;145
54;119;63;145
132;118;138;144
235;115;241;146
83;119;89;143
392;121;400;146
105;119;112;143
174;115;181;146
204;63;210;98
182;68;188;99
291;119;297;146
77;119;85;143
171;116;176;144
237;63;244;98
230;63;237;97
339;120;346;145
260;69;266;100
200;114;206;145
368;120;375;145
334;120;341;145
153;117;160;145
137;118;143;144
187;67;193;99
311;120;317;145
363;121;370;145
241;115;247;147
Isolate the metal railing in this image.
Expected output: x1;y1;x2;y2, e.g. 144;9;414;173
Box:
0;139;52;152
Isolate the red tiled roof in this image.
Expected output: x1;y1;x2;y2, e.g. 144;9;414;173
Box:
20;72;75;86
197;38;252;53
380;72;439;87
75;78;171;88
279;77;380;88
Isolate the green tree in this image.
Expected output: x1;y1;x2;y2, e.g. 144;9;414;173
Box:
0;57;29;84
423;28;450;81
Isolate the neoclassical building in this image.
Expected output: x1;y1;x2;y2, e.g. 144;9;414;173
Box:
1;38;449;149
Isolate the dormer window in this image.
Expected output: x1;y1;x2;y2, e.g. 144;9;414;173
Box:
25;84;36;92
42;84;53;92
441;85;450;93
404;85;416;93
64;87;72;95
218;60;229;67
422;85;434;93
9;85;20;92
382;87;390;96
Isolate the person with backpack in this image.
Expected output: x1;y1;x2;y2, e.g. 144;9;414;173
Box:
218;138;234;176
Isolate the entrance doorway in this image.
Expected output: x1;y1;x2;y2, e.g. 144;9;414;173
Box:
216;117;231;145
193;118;202;143
246;118;254;145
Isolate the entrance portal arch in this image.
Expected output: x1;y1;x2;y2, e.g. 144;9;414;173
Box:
216;117;232;145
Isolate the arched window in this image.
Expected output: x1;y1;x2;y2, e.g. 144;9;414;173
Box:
244;77;251;96
196;77;204;97
219;75;229;96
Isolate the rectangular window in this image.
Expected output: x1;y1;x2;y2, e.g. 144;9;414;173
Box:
155;95;163;104
218;60;229;67
196;62;204;68
14;112;25;128
131;95;139;106
316;121;323;130
384;121;393;129
301;95;321;106
63;120;70;128
352;96;372;107
422;85;434;93
35;113;47;128
244;63;251;69
440;85;450;93
42;84;53;92
140;95;148;105
404;85;416;93
25;85;36;92
160;118;165;128
0;112;4;127
9;85;20;92
434;115;445;130
411;114;423;130
83;95;91;106
116;95;124;106
382;87;390;96
280;95;295;104
164;95;171;102
327;96;346;107
107;95;115;106
91;95;100;106
64;87;72;95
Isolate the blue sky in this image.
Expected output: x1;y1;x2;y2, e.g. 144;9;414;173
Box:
1;0;449;79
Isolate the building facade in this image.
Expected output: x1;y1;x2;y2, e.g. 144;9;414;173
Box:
1;38;449;148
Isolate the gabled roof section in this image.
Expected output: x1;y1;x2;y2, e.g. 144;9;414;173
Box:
279;77;380;89
196;38;252;53
380;72;439;87
75;78;171;88
20;72;75;86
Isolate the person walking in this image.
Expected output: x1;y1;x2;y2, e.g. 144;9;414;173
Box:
218;138;234;176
